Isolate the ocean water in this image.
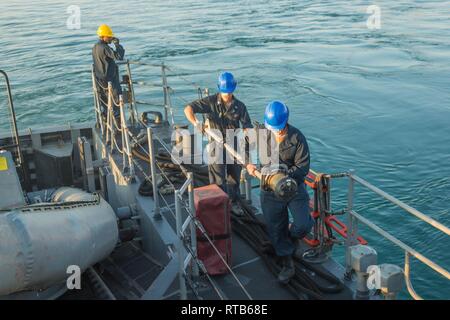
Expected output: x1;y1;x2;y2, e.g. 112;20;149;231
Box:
0;0;449;299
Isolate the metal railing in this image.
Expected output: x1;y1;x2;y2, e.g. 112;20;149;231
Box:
332;170;450;300
91;75;135;177
0;70;31;190
92;60;176;130
91;62;212;298
0;70;24;169
116;60;175;126
144;126;252;300
174;172;198;299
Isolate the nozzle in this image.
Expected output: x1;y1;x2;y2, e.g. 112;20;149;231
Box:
266;173;298;200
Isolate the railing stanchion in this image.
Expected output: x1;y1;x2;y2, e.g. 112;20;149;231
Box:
345;169;356;276
147;127;161;219
119;95;134;177
240;169;246;199
106;82;113;146
0;69;27;186
187;172;199;277
175;190;188;299
161;63;169;123
404;252;423;300
119;95;127;168
245;169;252;203
125;60;138;127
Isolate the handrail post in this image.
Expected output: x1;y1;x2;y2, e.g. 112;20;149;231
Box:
175;190;188;299
106;82;113;147
0;69;27;187
240;169;246;199
119;95;127;169
245;169;252;203
345;169;356;277
125;60;138;127
240;168;252;203
187;172;199;277
325;175;331;210
404;252;423;300
0;70;22;165
161;63;169;123
147;127;161;219
119;95;134;177
166;85;175;126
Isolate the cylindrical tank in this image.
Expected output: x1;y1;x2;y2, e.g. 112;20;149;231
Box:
0;187;119;296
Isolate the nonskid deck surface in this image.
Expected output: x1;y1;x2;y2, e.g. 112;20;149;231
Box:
60;242;163;300
104;125;353;300
96;242;164;299
99;190;353;300
173;227;353;300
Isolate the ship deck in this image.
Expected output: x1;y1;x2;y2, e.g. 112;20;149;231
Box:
1;121;355;300
96;122;355;300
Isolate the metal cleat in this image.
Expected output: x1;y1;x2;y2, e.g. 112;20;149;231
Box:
379;264;404;300
350;244;378;300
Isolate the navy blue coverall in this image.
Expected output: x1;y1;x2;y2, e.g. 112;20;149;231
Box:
260;124;314;257
189;93;252;202
92;40;125;118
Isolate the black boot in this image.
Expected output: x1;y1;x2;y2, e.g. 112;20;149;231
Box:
278;255;295;284
289;235;303;258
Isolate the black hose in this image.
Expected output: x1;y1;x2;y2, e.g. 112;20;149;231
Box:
138;179;153;196
233;198;344;300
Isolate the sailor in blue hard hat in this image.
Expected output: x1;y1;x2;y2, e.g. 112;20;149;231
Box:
246;101;313;284
184;72;253;215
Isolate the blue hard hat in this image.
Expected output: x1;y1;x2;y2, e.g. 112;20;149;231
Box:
217;72;237;93
264;101;289;131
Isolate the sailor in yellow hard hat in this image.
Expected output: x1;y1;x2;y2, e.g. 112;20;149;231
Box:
92;24;125;120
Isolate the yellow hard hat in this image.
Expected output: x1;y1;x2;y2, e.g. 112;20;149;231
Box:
97;24;114;37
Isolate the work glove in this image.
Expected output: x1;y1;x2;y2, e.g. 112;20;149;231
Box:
112;37;120;45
